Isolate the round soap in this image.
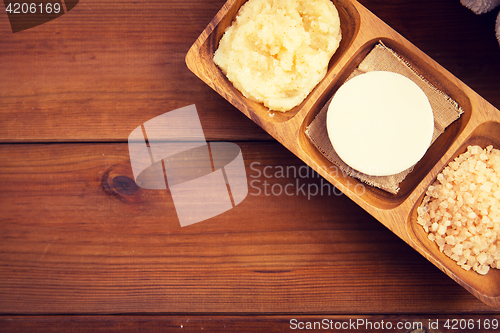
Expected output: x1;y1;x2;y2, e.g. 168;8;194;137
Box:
326;71;434;176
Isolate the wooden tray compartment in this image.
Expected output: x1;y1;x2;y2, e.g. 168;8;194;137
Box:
186;0;500;308
185;0;360;124
408;121;500;300
298;37;473;210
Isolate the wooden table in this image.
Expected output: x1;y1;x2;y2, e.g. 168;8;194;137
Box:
1;0;500;331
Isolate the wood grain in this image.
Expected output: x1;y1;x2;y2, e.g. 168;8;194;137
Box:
0;0;270;142
359;0;500;110
2;315;500;333
1;0;500;325
0;0;498;142
186;0;500;307
0;142;496;314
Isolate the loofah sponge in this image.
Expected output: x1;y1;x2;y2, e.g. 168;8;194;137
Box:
461;0;500;45
461;0;500;14
497;12;500;43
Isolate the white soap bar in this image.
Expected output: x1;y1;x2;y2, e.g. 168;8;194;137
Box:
326;71;434;176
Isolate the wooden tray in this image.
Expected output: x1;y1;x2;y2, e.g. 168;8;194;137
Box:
185;0;500;308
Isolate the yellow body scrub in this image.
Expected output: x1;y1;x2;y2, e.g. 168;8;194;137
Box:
213;0;342;112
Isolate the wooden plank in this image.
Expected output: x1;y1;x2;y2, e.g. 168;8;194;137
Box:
0;0;270;142
0;0;498;142
2;315;500;333
1;142;498;314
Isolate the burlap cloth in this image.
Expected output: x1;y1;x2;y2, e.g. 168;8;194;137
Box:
305;42;464;194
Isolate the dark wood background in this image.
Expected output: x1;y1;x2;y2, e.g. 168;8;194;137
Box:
1;0;500;331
